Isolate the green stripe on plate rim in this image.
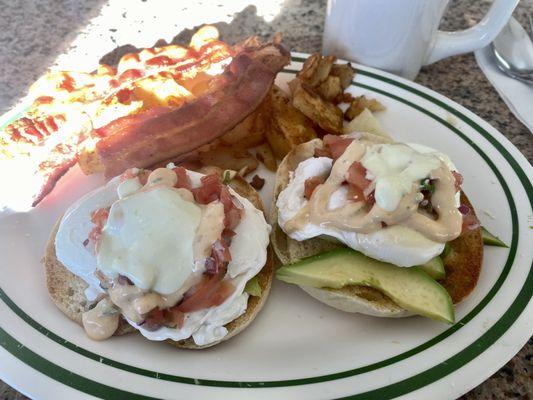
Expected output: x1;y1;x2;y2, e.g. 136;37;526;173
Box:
0;59;531;398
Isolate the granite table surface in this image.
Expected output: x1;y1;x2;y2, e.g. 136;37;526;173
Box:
0;0;531;398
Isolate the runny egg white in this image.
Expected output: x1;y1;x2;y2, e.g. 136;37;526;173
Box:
55;168;270;346
276;142;460;267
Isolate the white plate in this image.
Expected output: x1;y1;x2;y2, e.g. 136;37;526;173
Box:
0;53;531;400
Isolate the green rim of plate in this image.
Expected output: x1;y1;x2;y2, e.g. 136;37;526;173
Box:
0;57;531;399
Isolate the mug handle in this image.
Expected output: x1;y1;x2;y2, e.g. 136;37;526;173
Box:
425;0;519;65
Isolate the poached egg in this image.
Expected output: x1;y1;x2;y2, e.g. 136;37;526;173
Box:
55;166;270;345
276;140;459;267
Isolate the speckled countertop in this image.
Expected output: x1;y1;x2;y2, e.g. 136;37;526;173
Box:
0;0;531;399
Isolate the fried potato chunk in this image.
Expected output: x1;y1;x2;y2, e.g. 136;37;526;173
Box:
316;75;343;103
330;63;355;90
266;86;318;158
296;54;336;87
344;95;386;120
290;80;343;134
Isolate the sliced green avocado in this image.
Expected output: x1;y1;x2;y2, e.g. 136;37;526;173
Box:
418;256;445;280
481;227;508;248
276;248;454;323
244;276;262;297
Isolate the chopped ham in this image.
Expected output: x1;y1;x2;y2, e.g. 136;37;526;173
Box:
220;186;243;229
88;207;110;244
172;166;192;190
304;176;324;200
346;161;371;191
192;174;222;204
177;272;235;313
323;135;354;160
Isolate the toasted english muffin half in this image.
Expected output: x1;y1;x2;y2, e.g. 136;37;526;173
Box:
43;171;274;348
271;138;483;318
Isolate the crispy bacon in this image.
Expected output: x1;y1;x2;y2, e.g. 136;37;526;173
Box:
2;29;286;208
304;176;324;199
96;42;290;178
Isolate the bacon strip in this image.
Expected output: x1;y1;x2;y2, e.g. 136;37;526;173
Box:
95;42;290;178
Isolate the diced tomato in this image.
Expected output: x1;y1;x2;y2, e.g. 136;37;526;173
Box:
88;207;110;243
304;176;324;200
323;135;354;160
452;171;463;192
191;174;222;204
346;161;371;191
172;166;192;190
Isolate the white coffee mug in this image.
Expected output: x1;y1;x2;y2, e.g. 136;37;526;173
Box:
323;0;519;80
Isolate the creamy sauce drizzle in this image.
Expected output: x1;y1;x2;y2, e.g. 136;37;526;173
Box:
106;281;183;323
285;139;462;242
82;298;119;340
193;202;225;262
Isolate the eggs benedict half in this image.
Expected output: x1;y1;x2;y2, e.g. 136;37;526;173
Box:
272;132;483;323
44;165;272;348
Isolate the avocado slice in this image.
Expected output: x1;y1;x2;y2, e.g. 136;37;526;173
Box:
481;227;508;248
276;248;454;323
418;256;445;280
244;276;262;297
